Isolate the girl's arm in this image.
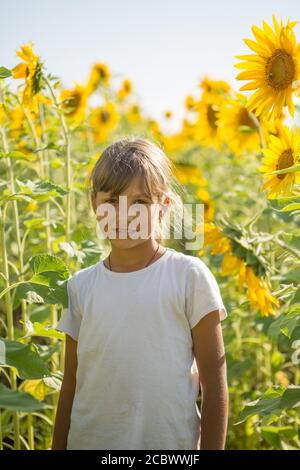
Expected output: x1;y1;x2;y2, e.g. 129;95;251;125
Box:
51;334;78;450
191;310;229;450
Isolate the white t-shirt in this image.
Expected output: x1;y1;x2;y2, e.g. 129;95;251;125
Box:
56;246;227;450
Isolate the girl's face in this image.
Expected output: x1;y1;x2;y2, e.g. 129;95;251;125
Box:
91;176;167;248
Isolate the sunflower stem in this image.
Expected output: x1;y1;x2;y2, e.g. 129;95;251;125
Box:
0;204;20;449
42;75;72;250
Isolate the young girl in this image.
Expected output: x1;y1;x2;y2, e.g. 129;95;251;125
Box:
52;137;228;451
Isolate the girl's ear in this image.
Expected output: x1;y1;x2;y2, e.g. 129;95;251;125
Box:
161;196;171;215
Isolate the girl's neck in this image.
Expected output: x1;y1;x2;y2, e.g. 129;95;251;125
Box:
107;239;164;272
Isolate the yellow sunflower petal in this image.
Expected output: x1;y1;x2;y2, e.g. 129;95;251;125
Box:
11;62;28;79
262;20;276;43
239;81;261;91
285;91;295;117
235;54;265;62
244;38;270;56
236;70;264;80
251;25;274;51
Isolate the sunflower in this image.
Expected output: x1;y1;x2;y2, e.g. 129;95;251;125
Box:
60;83;89;123
173;163;214;220
203;222;232;256
17;139;33;155
164;111;172;119
25;201;39;213
185;95;197;112
235;16;300;120
194;97;223;149
202;222;279;316
160;132;185;154
258;124;300;199
196;189;215;222
127;104;141;123
23;91;53;119
180;118;197;141
117;79;132;102
89;101;119;142
149;119;163;143
259;113;286;146
86;63;110;96
174;163;207;186
200;76;231;99
8;104;26;139
11;42;43;109
238;261;280;316
216;92;261;155
194;77;230;148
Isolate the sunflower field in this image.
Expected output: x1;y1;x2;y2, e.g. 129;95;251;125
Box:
0;15;300;450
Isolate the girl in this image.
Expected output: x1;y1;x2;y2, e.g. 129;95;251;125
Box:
52;137;228;450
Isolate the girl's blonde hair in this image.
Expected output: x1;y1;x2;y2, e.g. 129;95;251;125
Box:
89;135;189;246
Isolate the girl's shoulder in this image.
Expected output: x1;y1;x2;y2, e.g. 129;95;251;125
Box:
167;247;212;274
67;261;100;289
169;248;227;327
168;248;222;292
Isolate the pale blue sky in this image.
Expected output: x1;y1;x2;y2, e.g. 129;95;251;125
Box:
2;0;300;132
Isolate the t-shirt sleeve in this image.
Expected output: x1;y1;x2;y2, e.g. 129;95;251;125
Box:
56;274;82;341
185;258;227;329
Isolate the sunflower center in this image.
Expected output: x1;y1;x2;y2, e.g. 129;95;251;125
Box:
238;108;256;129
63;93;81;114
97;66;107;79
276;148;294;179
266;49;295;90
131;105;139;115
100;110;110;123
207;104;218;129
124;82;131;93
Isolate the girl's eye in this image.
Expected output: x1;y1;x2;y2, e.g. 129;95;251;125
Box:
106;198;117;203
105;198;151;204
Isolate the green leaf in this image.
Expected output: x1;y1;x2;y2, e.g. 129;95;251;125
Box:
0;193;33;204
238;125;253;133
22;319;64;340
236;386;300;424
32;142;63;153
0;66;12;79
14;254;69;307
24;218;46;229
0;338;51;379
291;286;300;305
267;164;300;176
0;384;45;411
16;179;68;201
35;342;61;362
281;232;300;251
29;253;69;286
261;425;298;448
227;357;253;382
43;371;63;392
268;309;300;339
0;150;35;161
282;267;300;283
16;279;68;308
280;203;300;213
